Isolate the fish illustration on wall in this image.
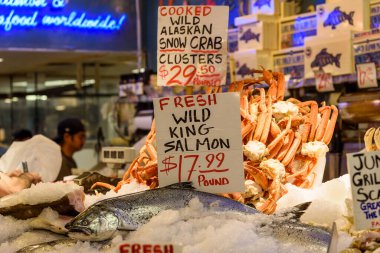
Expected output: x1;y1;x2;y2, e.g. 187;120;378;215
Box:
239;28;260;43
323;6;354;29
237;63;252;77
253;0;271;9
311;48;341;70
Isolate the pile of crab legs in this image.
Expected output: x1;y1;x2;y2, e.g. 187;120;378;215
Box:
364;127;380;152
92;67;338;214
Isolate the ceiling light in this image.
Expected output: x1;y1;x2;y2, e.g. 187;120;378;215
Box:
26;95;37;101
55;105;66;111
45;79;95;87
132;68;145;74
26;95;48;101
14;81;27;87
0;58;3;63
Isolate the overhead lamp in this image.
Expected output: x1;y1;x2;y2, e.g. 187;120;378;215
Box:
55;105;66;111
14;81;28;87
132;68;145;74
0;58;3;63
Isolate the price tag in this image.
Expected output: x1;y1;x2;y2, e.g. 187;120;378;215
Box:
357;63;378;89
153;93;245;193
157;6;229;86
347;150;380;230
315;71;334;92
119;243;182;253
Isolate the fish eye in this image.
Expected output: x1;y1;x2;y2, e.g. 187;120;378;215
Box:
81;220;89;226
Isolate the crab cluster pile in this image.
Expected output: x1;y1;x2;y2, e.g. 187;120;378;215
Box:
364;127;380;152
92;68;338;214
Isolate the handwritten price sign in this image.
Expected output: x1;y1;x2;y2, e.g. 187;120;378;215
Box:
161;152;230;187
153;93;245;193
357;63;378;89
157;6;229;86
315;71;334;92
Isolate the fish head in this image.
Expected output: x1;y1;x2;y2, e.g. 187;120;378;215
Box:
65;206;120;241
310;58;319;68
323;18;330;27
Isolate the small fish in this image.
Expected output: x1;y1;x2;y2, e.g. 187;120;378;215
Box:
237;63;252;77
311;48;341;70
239;28;260;43
29;208;72;234
254;0;271;9
323;6;354;29
16;239;78;253
65;182;331;253
16;239;111;253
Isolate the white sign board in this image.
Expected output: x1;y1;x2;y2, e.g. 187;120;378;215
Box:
315;71;335;92
347;150;380;230
157;6;229;86
249;0;277;15
357;63;378;89
118;243;183;253
304;32;353;78
153;93;245;193
238;21;263;51
233;49;272;81
316;0;370;36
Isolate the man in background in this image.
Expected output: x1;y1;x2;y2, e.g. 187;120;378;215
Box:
54;118;86;181
12;129;33;142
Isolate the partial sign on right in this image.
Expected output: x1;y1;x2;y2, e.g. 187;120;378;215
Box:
347;150;380;231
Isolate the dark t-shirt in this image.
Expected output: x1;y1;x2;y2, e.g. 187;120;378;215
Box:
56;152;77;181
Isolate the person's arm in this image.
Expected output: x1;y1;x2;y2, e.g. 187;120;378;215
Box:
0;172;41;197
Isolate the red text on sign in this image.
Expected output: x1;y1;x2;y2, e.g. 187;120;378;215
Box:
357;65;375;87
160;6;212;17
158;94;217;110
162;64;222;86
372;221;380;227
200;65;216;75
119;243;174;253
168;65;197;85
198;175;229;187
160;152;228;183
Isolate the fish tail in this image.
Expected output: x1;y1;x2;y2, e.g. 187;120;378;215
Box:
334;54;341;68
255;33;260;42
348;11;354;25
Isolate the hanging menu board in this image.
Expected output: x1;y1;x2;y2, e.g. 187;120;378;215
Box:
153;93;245;193
157;6;229;86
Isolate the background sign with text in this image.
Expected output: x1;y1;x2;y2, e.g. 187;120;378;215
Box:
356;63;378;89
153;93;244;193
157;6;229;86
347;150;380;230
0;0;137;51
